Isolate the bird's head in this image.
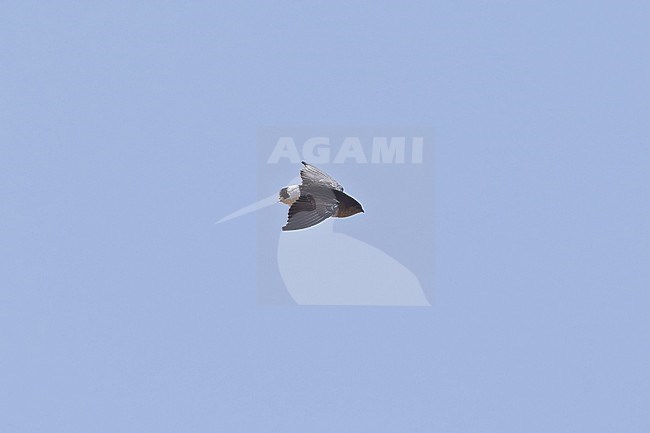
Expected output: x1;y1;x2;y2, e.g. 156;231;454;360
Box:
349;198;364;215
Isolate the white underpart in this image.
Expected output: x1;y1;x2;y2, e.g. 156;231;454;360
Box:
280;184;301;205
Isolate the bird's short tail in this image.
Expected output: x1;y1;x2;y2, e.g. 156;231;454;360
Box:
279;187;290;201
279;185;301;205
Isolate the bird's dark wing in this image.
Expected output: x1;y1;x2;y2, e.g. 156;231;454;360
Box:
300;161;344;191
282;187;339;231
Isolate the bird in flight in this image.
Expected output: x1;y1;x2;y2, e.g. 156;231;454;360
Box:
279;161;364;231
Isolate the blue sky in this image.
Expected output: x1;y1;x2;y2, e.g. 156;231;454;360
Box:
2;1;650;432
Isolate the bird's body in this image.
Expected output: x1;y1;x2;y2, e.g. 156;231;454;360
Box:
279;162;364;231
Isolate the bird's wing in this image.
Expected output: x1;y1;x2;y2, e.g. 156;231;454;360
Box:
299;161;344;191
282;187;339;231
